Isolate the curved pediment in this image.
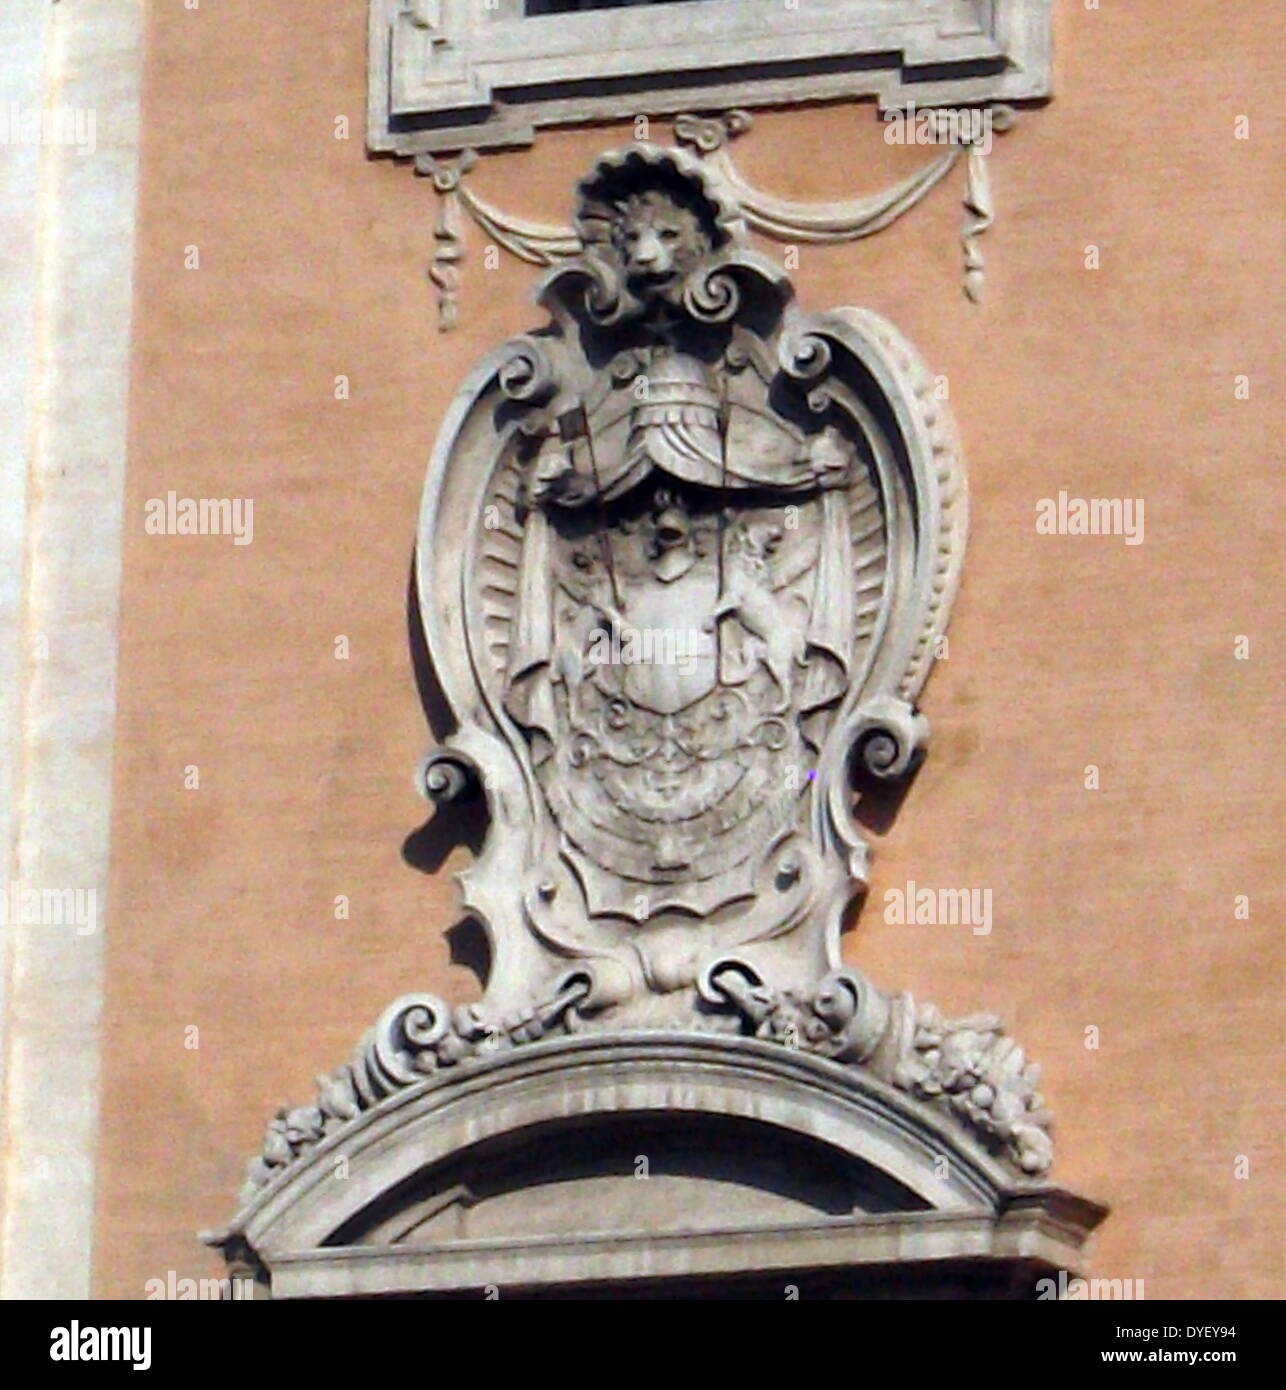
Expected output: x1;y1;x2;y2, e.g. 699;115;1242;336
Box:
209;1035;1104;1299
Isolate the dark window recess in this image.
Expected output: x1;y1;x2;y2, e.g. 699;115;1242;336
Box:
526;0;719;14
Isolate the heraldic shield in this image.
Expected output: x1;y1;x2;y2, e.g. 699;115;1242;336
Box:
416;145;968;1025
220;143;1083;1241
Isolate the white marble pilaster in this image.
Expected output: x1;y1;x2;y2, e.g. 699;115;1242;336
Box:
0;0;145;1299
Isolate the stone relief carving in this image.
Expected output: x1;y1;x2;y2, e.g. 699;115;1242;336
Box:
421;108;1016;329
241;973;1051;1207
236;142;1068;1215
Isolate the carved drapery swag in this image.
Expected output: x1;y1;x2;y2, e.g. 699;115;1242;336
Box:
235;144;1062;1214
421;108;1015;329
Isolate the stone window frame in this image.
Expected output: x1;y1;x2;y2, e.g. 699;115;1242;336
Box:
368;0;1052;156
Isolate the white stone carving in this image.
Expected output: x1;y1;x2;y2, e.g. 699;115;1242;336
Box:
419;109;1014;329
211;1034;1103;1298
238;969;1052;1205
677;109;1016;305
410;143;968;1025
211;140;1111;1297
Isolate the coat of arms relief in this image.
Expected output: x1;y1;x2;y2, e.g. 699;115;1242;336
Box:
419;144;968;1010
457;144;963;1016
238;143;1061;1206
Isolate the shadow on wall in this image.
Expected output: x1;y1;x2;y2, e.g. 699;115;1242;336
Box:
402;560;493;988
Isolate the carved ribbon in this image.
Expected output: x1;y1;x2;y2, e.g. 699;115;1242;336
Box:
421;151;478;330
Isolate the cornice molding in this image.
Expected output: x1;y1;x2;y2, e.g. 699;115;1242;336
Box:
368;0;1051;157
